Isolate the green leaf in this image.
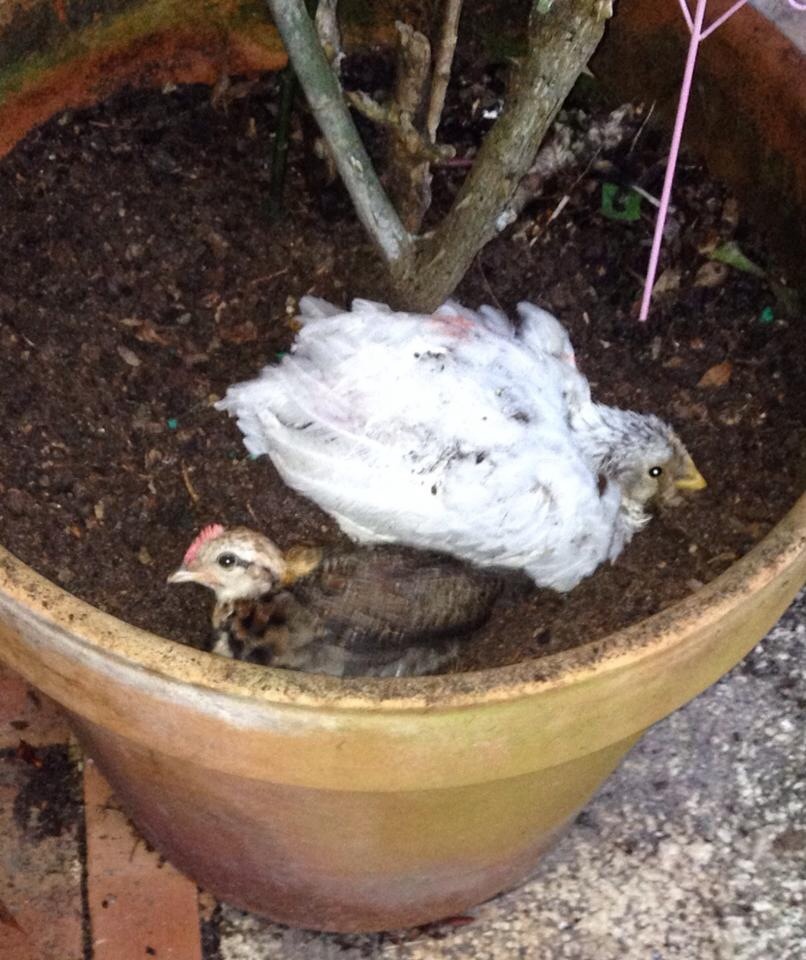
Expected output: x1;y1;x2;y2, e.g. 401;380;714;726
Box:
709;241;766;278
600;182;642;222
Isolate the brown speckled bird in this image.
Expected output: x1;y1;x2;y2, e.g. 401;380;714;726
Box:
168;524;511;677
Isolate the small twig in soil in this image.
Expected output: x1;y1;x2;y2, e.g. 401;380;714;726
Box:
628;100;655;155
248;267;290;287
181;462;200;504
707;551;739;566
546;193;571;226
628;183;661;209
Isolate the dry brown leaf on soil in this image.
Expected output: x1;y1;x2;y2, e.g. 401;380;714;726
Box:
116;345;142;367
697;360;733;389
694;261;730;288
133;320;174;347
652;267;681;296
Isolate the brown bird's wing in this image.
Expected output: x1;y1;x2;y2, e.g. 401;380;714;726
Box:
289;545;502;655
212;547;515;678
212;591;456;677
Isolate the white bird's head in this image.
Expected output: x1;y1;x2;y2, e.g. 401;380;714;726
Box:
167;524;287;603
599;411;706;522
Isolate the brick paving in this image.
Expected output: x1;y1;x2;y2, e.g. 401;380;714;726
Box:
0;666;84;960
0;663;203;960
84;760;202;960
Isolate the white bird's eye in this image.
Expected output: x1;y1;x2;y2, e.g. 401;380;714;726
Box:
648;466;663;478
217;552;238;568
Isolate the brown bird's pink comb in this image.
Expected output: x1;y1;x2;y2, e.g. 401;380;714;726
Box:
183;524;225;564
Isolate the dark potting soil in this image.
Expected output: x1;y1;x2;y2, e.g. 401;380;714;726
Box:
0;75;803;674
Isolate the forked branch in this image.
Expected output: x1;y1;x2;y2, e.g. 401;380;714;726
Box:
264;0;612;308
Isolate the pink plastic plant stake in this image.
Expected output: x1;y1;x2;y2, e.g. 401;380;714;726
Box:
639;0;804;321
640;0;741;320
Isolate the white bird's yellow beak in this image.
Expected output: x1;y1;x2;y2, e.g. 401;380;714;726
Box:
675;456;707;492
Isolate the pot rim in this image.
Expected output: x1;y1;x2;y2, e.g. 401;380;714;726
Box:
1;493;804;712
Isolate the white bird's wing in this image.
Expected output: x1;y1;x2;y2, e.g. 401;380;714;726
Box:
218;300;620;590
515;301;575;364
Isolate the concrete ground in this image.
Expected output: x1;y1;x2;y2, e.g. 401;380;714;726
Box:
213;591;806;960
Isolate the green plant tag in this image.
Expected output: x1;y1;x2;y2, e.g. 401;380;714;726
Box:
600;183;642;222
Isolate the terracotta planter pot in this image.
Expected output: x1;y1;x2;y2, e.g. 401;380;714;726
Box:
0;0;804;934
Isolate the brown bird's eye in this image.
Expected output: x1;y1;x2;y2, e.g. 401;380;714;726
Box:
217;553;237;568
648;466;663;478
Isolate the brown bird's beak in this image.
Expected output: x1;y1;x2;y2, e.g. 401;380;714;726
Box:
675;456;707;492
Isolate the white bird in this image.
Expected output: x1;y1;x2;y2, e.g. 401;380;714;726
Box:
217;298;706;592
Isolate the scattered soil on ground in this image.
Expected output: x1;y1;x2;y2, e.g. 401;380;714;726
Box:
7;742;82;842
0;68;803;673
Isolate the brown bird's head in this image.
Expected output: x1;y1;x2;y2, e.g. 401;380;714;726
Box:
168;524;287;603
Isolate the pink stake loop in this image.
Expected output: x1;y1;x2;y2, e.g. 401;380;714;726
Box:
637;0;806;320
701;0;748;41
639;0;708;321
